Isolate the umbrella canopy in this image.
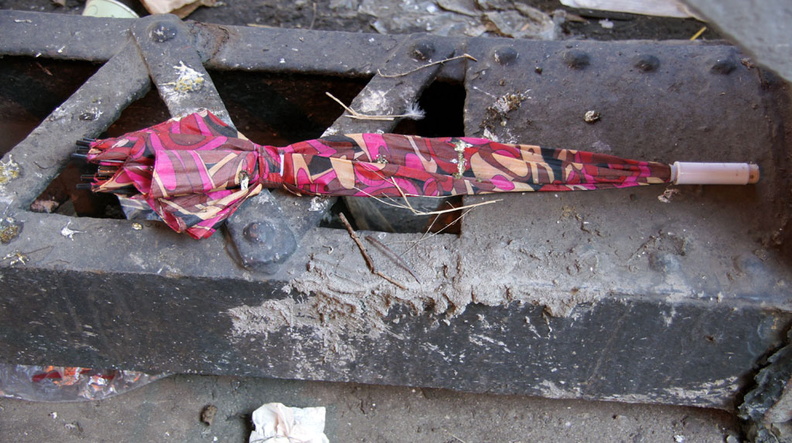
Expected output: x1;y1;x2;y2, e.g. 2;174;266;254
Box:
83;110;753;239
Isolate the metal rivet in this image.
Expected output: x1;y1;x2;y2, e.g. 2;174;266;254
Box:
149;22;178;43
243;222;266;244
563;50;590;70
493;46;518;66
711;57;737;75
412;41;435;61
633;54;660;72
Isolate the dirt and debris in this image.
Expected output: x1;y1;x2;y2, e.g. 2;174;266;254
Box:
59;222;82;240
165;61;205;94
1;251;28;265
199;404;218;426
480;91;529;139
480;0;558;39
326;91;426;122
738;328;792;442
358;0;557;38
0;156;20;186
228;220;605;349
559;0;699;19
0;217;22;244
658;187;680;203
30;198;60;213
583;109;600;123
140;0;219;18
0;0;716;41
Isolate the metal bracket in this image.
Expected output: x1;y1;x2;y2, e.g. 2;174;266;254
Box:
131;14;231;123
131;14;301;273
0;42;150;208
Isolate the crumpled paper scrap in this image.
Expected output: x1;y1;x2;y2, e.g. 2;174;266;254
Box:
249;402;329;443
358;0;557;39
559;0;700;19
140;0;218;18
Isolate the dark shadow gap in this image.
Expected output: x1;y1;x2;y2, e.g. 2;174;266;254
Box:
322;80;467;234
30;87;171;219
0;56;99;156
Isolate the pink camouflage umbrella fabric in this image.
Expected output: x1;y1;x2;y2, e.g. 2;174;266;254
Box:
83;110;756;239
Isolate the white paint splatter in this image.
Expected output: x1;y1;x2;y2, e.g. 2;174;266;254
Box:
60;223;83;240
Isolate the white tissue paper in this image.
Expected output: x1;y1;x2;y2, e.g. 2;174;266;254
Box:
249;402;329;443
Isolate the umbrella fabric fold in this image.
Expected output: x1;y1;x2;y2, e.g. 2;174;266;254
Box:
87;110;671;239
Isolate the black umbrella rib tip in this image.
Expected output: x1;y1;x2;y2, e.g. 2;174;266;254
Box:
106;186;138;196
78;157;124;164
76;184;135;195
71;152;124;164
76;138;95;147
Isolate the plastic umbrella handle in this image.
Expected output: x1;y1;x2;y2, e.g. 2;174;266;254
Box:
670;162;760;185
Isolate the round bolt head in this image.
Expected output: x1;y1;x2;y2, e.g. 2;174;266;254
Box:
243;222;268;244
711;57;737;75
633;54;660;72
493;46;518;66
412;41;435;61
149;22;178;43
563;50;590;70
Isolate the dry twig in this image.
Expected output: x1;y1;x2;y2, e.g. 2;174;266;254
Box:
326;92;424;121
443;428;469;443
402;207;472;255
353;177;501;216
339;213;406;289
689;26;707;41
377;53;478;78
365;235;421;283
309;1;317;30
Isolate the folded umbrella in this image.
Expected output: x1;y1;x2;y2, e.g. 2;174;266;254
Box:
81;110;759;239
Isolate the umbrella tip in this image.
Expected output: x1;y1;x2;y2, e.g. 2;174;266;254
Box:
748;164;760;184
671;162;760;185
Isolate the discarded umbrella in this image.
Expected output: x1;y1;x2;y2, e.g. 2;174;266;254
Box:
79;110;759;239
